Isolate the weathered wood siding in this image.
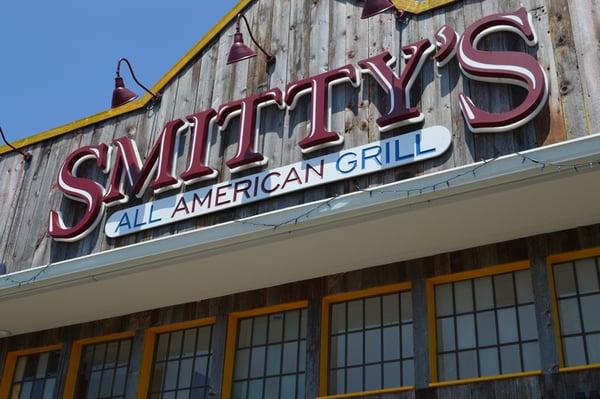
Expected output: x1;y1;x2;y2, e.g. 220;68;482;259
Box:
1;224;599;398
1;0;599;273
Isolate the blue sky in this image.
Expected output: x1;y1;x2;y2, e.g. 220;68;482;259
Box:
0;0;238;142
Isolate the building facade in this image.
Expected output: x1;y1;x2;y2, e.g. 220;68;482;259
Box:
0;0;599;398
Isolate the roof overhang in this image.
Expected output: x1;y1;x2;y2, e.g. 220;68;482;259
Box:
1;134;600;336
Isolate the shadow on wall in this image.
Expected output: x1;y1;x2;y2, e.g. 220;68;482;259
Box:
0;263;6;276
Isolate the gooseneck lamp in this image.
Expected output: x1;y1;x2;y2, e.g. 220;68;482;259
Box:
227;13;275;66
0;126;31;161
111;58;161;108
361;0;405;19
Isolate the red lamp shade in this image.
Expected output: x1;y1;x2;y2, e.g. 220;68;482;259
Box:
361;0;395;19
112;76;138;108
227;32;257;65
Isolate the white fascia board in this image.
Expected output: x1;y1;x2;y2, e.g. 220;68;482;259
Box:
1;133;600;300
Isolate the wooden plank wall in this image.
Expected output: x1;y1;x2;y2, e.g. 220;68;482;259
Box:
0;0;599;274
1;223;600;398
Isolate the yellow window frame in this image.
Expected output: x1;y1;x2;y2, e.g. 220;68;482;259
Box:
0;343;64;398
135;317;217;399
318;283;414;399
221;301;308;399
426;260;542;386
63;331;136;399
547;247;600;373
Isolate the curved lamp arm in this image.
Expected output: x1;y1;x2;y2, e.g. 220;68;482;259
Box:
0;126;31;161
237;14;275;65
116;58;162;103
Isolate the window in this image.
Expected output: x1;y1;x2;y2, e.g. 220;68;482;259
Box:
223;302;308;399
321;284;414;397
551;253;600;367
64;332;135;399
429;263;541;383
0;345;62;399
146;322;215;399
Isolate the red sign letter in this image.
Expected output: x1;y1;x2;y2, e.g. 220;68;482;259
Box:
358;41;435;133
180;109;218;185
284;65;361;153
216;88;284;173
103;119;185;205
49;144;109;242
457;7;548;133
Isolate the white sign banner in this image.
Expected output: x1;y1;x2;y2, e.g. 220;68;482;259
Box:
105;126;452;237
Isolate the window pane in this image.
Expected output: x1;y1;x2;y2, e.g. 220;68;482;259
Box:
437;317;456;352
234;349;250;380
455;280;474;313
297;374;305;399
14;357;26;381
264;377;279;399
563;336;587;366
281;375;296;398
383;326;400;361
458;350;478;379
331;303;346;334
284;311;300;341
253;316;268;346
347;332;363;367
300;309;308;339
494;274;516;307
586;333;600;364
346;367;363;393
330;335;345;368
438;353;457;381
456;314;476;350
268;314;284;344
383;361;401;388
348;301;363;332
232;381;247;399
156;334;169;362
329;369;344;395
282;342;298;374
476;311;498;347
164;360;179;390
248;379;263;399
196;327;212;356
500;344;522;374
42;378;56;399
238;319;252;348
250;346;266;378
581;294;600;332
182;329;197;358
515;270;534;304
436;285;453;317
474;277;494;311
365;364;381;391
401;324;413;359
118;340;131;366
575;258;599;294
105;341;119;367
555;263;576;297
382;294;400;325
168;332;183;359
497;308;519;344
401;292;412;323
479;348;499;376
365;297;381;329
518;305;539;341
298;341;306;373
35;353;49;379
522;342;541;371
365;329;381;364
402;359;414;386
193;356;209;387
266;345;282;376
558;298;582;335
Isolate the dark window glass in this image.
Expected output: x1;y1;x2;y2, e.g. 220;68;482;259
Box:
75;338;133;399
553;256;600;367
148;325;214;399
9;350;61;399
434;269;540;382
328;291;413;395
232;309;307;399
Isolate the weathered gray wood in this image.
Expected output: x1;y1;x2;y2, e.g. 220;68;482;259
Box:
412;278;431;389
527;236;560;375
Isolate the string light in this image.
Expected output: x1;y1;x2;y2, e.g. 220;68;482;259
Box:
2;153;599;286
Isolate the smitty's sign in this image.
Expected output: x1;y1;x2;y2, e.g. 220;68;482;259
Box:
49;8;548;242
